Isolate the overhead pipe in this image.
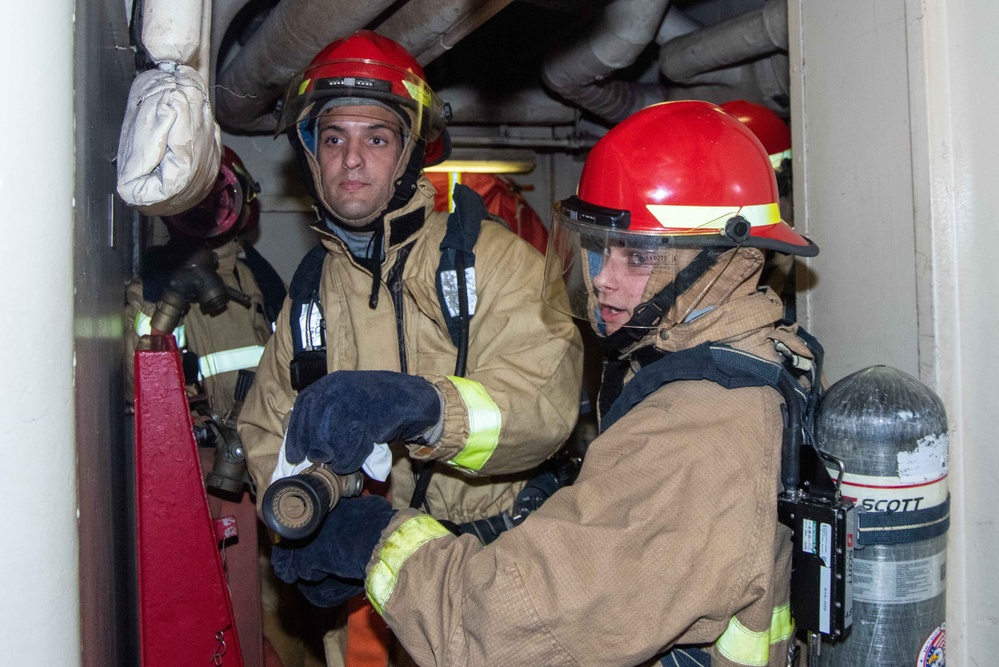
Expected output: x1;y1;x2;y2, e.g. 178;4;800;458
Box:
658;0;787;84
376;0;515;66
214;0;398;133
541;0;671;124
439;85;578;125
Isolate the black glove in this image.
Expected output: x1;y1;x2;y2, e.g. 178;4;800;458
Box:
296;574;364;608
271;494;396;589
286;370;441;475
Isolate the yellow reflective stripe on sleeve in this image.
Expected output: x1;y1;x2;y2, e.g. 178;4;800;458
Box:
134;311;151;336
366;515;452;615
770;603;794;644
447;172;462;213
446;376;501;471
715;604;794;666
133;311;186;347
197;345;265;379
645;202;782;233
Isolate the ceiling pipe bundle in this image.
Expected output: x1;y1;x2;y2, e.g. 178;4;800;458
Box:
214;0;398;133
541;0;671;124
376;0;516;66
658;0;787;83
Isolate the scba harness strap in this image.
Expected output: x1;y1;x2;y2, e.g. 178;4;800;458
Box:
287;184;484;391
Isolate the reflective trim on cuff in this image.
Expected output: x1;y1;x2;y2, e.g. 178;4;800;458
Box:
715;604;793;666
770;603;794;644
134;311;186;347
366;515;452;615
198;345;265;379
446;376;501;471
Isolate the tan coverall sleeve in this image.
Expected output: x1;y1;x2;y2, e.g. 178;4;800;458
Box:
418;224;584;476
373;381;785;667
237;296;296;505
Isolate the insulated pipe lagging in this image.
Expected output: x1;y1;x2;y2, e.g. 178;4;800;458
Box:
214;0;397;132
659;0;787;83
541;0;671;123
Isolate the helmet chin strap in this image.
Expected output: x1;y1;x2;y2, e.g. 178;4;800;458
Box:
599;247;725;354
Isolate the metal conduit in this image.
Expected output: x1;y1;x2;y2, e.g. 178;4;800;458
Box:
376;0;516;66
214;0;398;132
541;0;671;124
658;0;787;83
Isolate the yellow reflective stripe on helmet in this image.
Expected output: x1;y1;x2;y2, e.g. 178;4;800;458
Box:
198;345;265;379
446;376;501;471
645;203;782;233
367;514;452;615
770;149;792;170
715;604;794;666
133;311;186;347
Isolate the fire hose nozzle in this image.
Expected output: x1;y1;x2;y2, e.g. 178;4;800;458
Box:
262;466;365;540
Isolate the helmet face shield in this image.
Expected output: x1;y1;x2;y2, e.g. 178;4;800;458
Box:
543;203;699;336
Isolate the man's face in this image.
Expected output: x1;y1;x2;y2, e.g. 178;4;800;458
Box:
316;104;406;226
591;244;656;335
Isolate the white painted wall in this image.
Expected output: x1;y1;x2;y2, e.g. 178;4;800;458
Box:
0;1;81;665
919;1;999;661
793;0;999;661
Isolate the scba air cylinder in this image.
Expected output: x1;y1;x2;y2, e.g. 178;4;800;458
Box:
816;366;948;667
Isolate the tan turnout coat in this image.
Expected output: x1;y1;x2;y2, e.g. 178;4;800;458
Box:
239;176;584;523
366;248;810;667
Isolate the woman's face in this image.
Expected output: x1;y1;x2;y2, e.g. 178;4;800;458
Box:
591;245;655;335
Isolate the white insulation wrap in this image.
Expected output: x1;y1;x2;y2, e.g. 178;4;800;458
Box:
142;0;206;65
116;64;222;216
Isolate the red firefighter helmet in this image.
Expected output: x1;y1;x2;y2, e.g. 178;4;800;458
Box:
276;30;450;166
163;146;260;239
557;100;812;253
542;101;816;332
720;100;792;170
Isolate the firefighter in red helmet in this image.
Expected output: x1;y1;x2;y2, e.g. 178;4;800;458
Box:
261;101;826;667
124;145;284;415
238;31;583;666
721;100;799;319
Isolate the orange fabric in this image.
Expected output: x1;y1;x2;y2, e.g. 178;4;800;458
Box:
345;596;391;666
426;172;549;254
345;478;393;666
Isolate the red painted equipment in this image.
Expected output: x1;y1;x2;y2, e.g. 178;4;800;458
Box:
133;334;246;667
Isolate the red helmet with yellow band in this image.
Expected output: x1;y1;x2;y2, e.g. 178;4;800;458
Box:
542;101;816;343
276;30;450;166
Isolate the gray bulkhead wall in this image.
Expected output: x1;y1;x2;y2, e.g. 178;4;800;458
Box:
74;0;138;665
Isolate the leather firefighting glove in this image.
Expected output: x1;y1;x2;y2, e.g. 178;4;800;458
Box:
270;494;397;607
286;370;443;475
